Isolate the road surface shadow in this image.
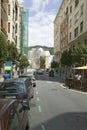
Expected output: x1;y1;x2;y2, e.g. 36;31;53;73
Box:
30;112;87;130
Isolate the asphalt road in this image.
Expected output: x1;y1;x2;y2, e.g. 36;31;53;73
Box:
29;73;87;130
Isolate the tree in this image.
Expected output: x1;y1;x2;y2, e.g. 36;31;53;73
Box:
6;42;19;65
40;56;45;68
19;54;29;69
72;45;87;66
0;33;8;67
60;49;73;78
51;61;59;69
60;49;72;66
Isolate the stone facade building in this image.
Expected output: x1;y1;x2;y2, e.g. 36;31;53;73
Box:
54;0;87;62
8;0;22;51
0;0;8;36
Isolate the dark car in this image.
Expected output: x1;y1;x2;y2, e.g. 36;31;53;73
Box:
49;69;54;77
0;98;29;130
0;78;34;109
19;74;36;87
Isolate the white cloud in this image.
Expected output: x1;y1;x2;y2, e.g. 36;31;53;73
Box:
29;11;55;47
21;0;62;47
18;0;23;2
30;0;50;12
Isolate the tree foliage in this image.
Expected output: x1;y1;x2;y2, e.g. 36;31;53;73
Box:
40;56;45;68
0;33;8;66
29;45;54;55
51;61;59;69
72;45;87;66
6;42;19;65
19;54;29;69
60;45;87;67
60;49;72;66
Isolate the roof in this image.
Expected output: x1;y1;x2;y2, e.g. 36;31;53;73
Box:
72;66;87;70
2;78;27;83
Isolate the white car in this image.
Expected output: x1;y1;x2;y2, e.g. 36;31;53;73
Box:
19;74;36;87
37;69;44;75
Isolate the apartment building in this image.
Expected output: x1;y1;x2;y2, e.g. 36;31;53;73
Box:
7;0;22;51
54;10;61;62
54;0;87;62
0;0;8;36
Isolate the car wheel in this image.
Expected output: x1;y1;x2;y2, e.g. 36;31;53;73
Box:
26;123;30;130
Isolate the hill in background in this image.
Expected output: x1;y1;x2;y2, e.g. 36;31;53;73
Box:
28;45;54;55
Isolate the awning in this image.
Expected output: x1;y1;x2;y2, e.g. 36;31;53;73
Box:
72;66;87;70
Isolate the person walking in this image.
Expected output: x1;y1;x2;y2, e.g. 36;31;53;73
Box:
3;71;10;80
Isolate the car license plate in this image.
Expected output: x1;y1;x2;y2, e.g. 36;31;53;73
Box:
5;96;16;99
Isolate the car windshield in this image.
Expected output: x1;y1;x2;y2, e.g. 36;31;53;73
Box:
0;82;26;93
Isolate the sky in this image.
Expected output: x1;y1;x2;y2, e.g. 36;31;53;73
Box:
18;0;63;47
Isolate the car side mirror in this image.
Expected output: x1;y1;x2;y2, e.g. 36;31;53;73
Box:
22;102;30;110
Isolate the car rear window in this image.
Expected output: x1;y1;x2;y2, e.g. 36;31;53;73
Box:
0;82;26;93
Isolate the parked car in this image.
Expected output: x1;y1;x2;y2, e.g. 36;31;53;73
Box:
0;98;29;130
0;78;34;109
19;74;36;87
49;69;54;77
36;69;44;75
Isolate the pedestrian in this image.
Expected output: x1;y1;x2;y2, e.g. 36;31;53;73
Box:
3;71;10;80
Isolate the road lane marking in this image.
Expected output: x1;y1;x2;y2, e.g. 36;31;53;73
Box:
37;97;40;101
41;124;45;130
38;105;42;112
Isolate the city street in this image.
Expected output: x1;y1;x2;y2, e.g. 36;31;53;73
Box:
0;0;87;130
29;72;87;130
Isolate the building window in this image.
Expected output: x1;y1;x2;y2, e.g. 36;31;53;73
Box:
13;9;14;21
8;22;10;33
8;4;10;15
66;7;68;15
75;0;79;8
70;19;72;28
69;32;72;40
80;4;84;16
1;0;3;2
15;36;17;45
80;21;83;33
70;5;72;13
12;26;14;38
74;11;79;24
74;27;78;38
15;24;17;33
85;39;87;45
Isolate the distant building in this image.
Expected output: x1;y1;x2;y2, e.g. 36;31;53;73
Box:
45;55;54;69
20;9;29;56
28;48;53;69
